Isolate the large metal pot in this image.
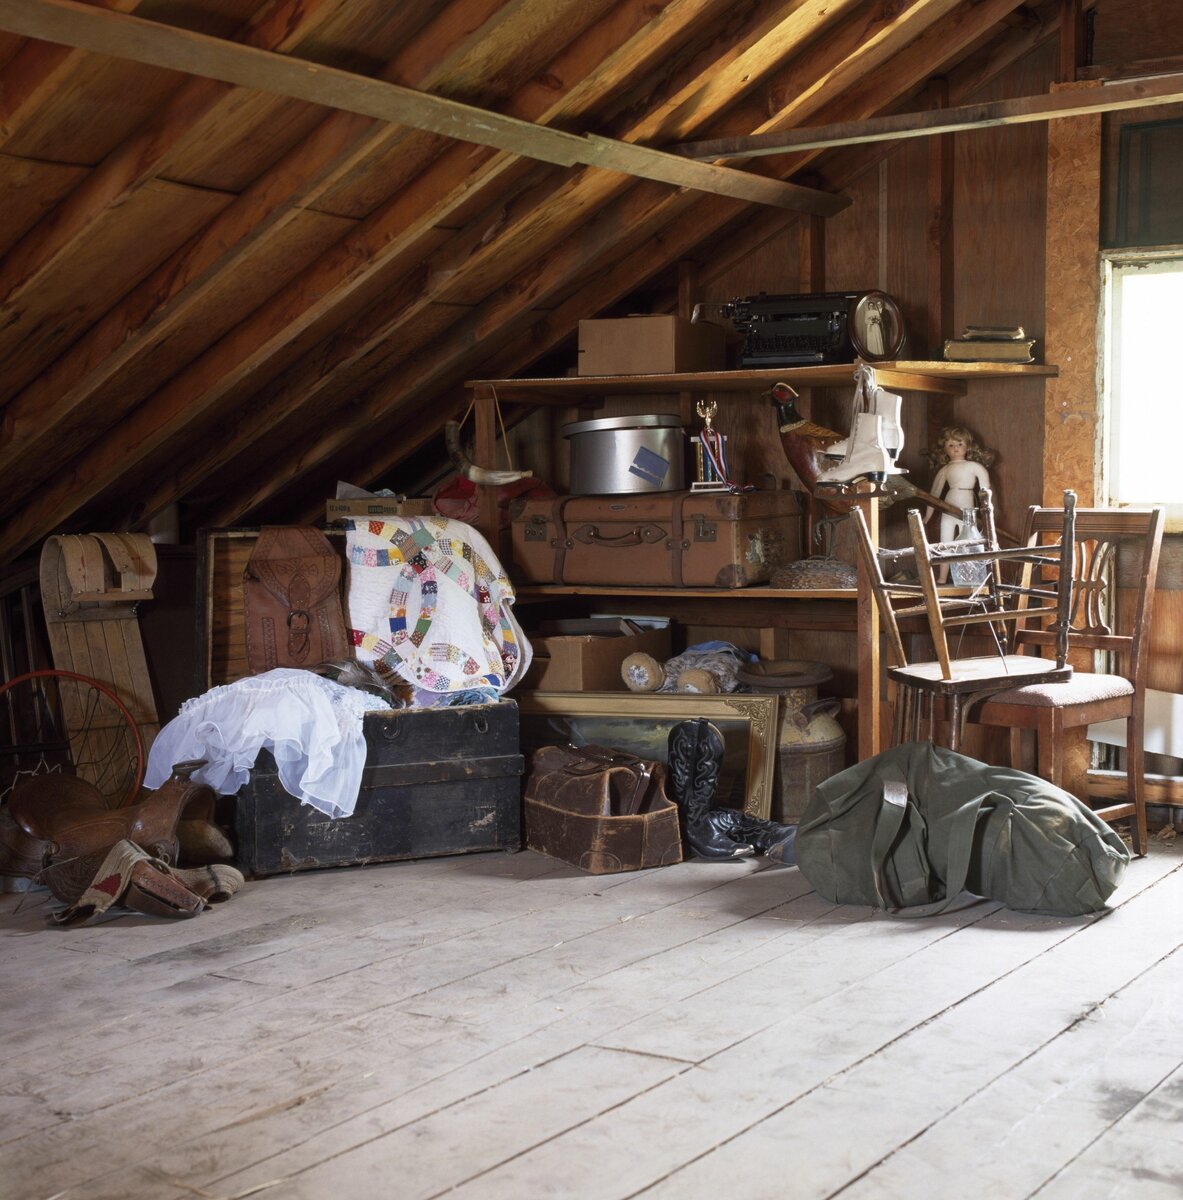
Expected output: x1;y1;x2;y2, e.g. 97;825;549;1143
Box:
562;413;686;494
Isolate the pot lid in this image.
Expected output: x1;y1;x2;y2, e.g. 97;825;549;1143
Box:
562;413;684;437
736;659;834;689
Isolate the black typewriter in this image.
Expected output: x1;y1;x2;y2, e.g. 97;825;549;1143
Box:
722;290;906;367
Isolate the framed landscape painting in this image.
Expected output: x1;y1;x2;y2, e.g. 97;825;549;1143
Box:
515;691;778;819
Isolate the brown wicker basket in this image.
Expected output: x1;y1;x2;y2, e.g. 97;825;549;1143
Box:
770;555;857;590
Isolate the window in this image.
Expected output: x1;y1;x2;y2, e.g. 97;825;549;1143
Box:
1103;251;1183;525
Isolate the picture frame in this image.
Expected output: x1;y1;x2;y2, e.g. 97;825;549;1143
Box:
516;691;778;820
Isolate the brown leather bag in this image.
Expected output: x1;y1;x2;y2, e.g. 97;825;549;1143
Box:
243;526;348;672
524;744;682;874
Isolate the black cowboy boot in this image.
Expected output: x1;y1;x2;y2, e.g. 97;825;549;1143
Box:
707;809;798;864
666;719;753;860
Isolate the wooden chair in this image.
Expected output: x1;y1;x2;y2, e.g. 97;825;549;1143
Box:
851;489;1077;753
970;504;1165;855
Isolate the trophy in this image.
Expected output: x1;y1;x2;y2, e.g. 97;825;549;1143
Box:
691;398;732;491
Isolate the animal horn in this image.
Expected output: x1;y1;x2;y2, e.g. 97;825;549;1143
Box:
444;420;533;485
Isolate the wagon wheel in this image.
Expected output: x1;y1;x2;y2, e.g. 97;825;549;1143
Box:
0;669;145;810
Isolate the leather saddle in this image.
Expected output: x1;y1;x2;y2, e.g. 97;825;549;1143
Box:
39;841;245;926
8;759;221;867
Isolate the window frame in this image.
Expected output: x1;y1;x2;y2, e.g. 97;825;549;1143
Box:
1101;245;1183;531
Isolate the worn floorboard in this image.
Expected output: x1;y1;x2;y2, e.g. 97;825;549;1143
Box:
2;841;1180;1200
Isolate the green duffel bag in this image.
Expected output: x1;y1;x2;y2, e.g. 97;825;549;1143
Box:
796;741;1131;917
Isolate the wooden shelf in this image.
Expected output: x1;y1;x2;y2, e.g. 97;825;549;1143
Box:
467;361;1057;402
516;584;857;600
468;363;1058;760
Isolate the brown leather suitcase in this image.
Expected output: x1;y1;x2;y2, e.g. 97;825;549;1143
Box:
509;490;802;588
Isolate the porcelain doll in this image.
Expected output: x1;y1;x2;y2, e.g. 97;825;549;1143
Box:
924;424;996;543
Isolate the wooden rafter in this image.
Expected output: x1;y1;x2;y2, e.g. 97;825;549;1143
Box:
672;67;1183;158
317;2;1075;499
0;0;844;213
0;0;857;558
676;0;971;149
0;0;353;326
0;0;1093;562
205;0;1057;525
0;0;144;150
103;0;961;530
0;0;624;490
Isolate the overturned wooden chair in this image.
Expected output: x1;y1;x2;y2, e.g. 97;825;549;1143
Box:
851;489;1077;752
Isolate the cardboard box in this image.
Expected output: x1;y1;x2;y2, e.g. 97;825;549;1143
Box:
325;497;434;522
522;618;671;691
577;315;726;376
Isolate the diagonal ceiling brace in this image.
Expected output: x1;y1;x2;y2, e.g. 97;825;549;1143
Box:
0;0;848;216
672;70;1183;158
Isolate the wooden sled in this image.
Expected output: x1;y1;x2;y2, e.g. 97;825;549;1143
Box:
39;534;160;798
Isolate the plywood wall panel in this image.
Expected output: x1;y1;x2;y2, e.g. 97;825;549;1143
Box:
824;167;881;294
1043;82;1102;508
952;52;1051;345
949;43;1055;536
885;136;933;359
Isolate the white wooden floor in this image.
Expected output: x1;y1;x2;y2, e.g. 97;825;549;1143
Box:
2;840;1182;1200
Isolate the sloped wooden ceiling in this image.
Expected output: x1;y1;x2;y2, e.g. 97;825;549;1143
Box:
0;0;1079;563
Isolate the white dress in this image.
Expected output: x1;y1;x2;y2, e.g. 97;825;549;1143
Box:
145;668;391;818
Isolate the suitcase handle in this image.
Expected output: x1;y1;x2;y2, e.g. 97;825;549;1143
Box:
570;523;667;548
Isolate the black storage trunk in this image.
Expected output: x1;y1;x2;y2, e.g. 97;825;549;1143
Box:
234;701;524;877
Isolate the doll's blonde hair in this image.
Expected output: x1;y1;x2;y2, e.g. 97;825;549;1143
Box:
925;424;996;470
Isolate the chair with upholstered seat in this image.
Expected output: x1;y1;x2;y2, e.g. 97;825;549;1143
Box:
969;504;1165;855
851;489;1077;752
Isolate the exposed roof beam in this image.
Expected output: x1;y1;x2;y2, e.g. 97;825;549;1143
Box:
0;0;778;557
0;0;353;335
0;0;845;214
196;0;1048;525
302;0;1075;505
0;0;607;492
674;69;1183;158
0;0;145;150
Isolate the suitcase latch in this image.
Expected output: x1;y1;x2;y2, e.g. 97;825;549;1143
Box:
524;516;549;542
692;515;717;542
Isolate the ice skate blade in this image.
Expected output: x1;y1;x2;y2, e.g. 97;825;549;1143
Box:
816;471;905;499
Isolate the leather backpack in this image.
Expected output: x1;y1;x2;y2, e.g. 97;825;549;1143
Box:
243;526;348;673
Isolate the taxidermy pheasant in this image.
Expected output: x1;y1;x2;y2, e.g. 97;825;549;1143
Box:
769;381;964;522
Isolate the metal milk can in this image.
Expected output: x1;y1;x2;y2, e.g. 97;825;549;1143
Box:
736;659;847;823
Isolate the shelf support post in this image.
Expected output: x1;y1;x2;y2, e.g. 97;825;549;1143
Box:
473;383;499;544
855;485;882;760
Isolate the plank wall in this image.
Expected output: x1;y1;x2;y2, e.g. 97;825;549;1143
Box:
498;6;1183;748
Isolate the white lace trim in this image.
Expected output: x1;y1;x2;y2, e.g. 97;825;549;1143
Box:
145;668;391;818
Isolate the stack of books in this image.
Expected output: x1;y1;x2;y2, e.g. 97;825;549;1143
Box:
943;324;1036;363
